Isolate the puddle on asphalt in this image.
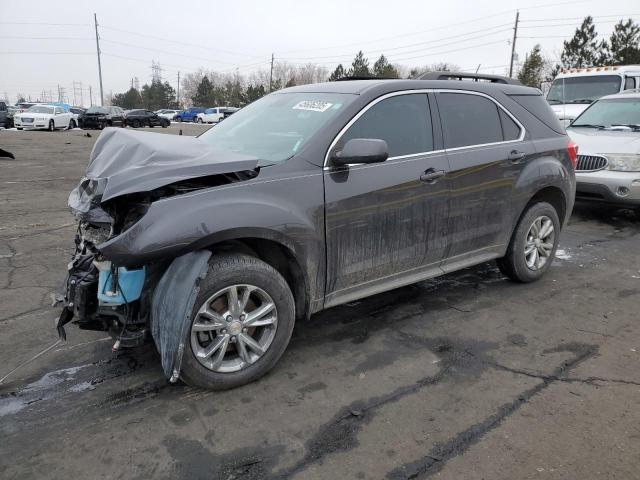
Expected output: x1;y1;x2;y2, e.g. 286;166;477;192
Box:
0;364;92;418
555;249;572;260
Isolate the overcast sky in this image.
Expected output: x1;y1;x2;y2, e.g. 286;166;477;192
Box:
1;0;638;105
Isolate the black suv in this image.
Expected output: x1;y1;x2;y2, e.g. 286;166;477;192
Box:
124;109;170;128
78;106;126;129
60;76;576;389
0;101;11;128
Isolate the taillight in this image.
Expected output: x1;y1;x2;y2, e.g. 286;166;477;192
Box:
567;141;578;169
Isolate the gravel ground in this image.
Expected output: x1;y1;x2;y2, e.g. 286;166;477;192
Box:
1;125;639;480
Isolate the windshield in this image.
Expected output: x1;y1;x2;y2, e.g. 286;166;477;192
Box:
572;98;640;128
547;75;622;104
86;106;109;114
26;105;54;114
199;93;354;162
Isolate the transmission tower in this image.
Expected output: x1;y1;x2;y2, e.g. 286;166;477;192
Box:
151;61;163;83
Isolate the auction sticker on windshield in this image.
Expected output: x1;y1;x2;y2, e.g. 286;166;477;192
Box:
293;101;333;112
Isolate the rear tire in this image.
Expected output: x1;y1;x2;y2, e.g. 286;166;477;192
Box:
497;201;561;283
180;253;295;390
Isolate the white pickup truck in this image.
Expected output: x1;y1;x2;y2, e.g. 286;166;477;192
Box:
546;65;640;126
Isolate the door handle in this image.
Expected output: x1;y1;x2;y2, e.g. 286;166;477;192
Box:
509;150;527;163
420;169;446;184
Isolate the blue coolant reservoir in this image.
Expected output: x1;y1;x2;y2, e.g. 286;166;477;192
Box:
98;266;146;305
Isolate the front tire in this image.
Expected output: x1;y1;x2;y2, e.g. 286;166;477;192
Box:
497;201;561;283
69;119;76;129
180;253;295;390
48;120;54;131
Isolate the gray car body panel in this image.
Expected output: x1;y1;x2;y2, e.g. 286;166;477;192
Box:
88;79;573;318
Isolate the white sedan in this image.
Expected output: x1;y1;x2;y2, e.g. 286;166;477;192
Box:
14;104;73;131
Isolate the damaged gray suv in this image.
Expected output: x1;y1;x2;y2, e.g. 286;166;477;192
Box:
59;76;576;389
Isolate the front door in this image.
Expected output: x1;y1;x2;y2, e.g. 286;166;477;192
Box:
324;92;450;307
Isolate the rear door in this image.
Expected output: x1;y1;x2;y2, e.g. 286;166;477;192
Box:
435;91;532;271
324;92;450;306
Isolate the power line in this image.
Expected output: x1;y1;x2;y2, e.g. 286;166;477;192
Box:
99;24;264;59
279;24;513;61
0;36;93;40
279;12;515;54
519;19;629;28
0;21;90;26
0;51;93;55
100;38;237;66
521;13;640;22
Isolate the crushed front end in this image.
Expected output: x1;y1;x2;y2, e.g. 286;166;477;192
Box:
57;176;162;348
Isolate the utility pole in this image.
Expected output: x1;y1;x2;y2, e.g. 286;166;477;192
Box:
89;85;93;106
269;53;274;92
509;10;520;78
94;13;104;105
176;71;180;108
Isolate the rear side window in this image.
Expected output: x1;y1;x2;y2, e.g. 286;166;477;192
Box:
438;93;504;148
509;94;564;134
499;109;521;141
340;94;433;157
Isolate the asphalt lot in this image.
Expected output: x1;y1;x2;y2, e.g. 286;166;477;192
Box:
1;125;639;480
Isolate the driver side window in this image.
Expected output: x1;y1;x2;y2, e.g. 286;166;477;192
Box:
339;94;434;158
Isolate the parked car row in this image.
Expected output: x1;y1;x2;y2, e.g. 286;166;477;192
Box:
4;103;173;131
168;106;239;123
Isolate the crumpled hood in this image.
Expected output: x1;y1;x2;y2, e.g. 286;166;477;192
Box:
85;128;259;201
566;127;640;155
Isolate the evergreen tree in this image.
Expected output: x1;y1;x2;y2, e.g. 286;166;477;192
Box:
112;87;143;109
607;19;640;65
349;51;371;77
246;84;266;103
560;16;606;67
141;80;176;110
372;55;399;78
517;44;545;88
329;64;346;81
192;76;214;106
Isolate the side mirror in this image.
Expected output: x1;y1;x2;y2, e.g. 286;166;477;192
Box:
330;138;389;166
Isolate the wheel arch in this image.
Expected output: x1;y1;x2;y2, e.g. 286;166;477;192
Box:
206;236;310;321
524;185;567;226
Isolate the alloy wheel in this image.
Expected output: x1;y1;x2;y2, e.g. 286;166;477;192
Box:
524;215;555;270
190;284;278;373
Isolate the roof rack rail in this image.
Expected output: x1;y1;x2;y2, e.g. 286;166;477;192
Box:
416;71;522;85
334;76;395;81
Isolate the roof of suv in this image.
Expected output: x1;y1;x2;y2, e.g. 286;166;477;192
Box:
599;89;640;100
278;79;539;96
